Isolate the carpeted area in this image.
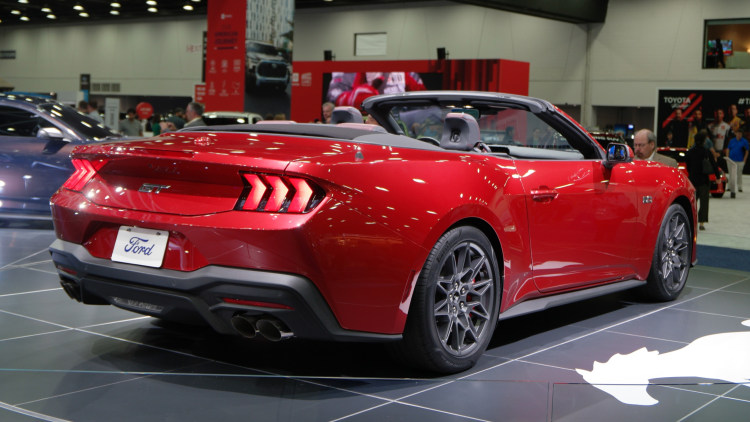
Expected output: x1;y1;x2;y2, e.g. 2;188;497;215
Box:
696;244;750;272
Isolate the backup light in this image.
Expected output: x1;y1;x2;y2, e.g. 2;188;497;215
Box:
237;173;322;213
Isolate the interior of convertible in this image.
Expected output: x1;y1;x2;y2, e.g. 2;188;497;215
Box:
378;103;597;160
188;101;602;161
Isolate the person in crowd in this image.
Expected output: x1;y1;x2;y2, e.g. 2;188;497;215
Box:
87;100;103;123
727;103;745;134
688;108;709;148
167;107;186;129
686;131;719;230
665;108;688;147
505;126;517;144
633;129;678;167
713;38;725;68
725;128;749;198
527;128;544;147
150;114;162;136
77;100;89;114
322;102;334;124
710;108;731;171
183;102;205;128
273;113;287;120
365;113;379;126
119;108;143;137
664;131;674;147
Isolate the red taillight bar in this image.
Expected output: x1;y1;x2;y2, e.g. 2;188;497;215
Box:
264;175;289;212
63;158;107;192
238;173;322;213
287;177;314;213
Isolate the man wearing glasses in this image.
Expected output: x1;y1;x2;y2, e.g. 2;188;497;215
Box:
633;129;678;167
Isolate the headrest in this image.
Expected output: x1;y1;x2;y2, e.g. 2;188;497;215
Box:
440;112;481;151
331;106;364;124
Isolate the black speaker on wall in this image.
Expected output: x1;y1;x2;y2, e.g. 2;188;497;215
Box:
324;50;334;61
437;47;447;60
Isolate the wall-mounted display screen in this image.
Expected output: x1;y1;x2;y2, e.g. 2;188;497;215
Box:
703;19;750;69
706;39;733;56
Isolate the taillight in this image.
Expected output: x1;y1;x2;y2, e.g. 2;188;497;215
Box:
236;173;323;213
63;158;108;192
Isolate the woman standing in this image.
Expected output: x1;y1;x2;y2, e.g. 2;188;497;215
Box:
686;131;719;230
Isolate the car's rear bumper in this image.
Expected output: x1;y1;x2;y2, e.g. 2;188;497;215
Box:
49;239;400;343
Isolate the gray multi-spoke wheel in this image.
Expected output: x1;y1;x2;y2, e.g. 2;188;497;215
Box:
434;239;495;357
644;204;692;301
392;226;501;373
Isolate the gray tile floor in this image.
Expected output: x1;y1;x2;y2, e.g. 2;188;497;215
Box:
1;177;749;421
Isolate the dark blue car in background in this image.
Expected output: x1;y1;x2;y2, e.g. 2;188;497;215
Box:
0;93;120;219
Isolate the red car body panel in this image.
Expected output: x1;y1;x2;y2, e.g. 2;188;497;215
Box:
49;91;697;345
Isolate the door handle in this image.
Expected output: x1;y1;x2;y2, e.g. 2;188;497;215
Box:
531;187;558;202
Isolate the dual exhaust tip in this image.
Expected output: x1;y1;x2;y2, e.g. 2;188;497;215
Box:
230;314;293;342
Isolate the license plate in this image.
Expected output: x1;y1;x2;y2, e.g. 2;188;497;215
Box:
111;226;169;268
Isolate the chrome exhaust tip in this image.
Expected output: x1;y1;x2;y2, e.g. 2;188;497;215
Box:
256;318;293;341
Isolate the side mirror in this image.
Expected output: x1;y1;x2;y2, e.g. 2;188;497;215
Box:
38;127;72;155
604;143;633;169
37;126;67;140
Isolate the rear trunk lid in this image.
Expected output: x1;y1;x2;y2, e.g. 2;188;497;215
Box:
71;132;345;216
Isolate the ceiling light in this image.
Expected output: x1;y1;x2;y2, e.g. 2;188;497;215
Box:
11;9;21;15
79;12;89;17
111;2;121;7
47;14;56;19
147;7;158;12
20;16;30;21
183;4;194;11
73;4;84;11
41;7;51;12
146;0;157;5
110;9;120;15
18;0;29;3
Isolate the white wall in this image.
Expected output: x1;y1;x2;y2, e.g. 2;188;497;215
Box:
588;0;750;107
0;17;206;97
294;2;589;105
295;0;750;110
2;0;750;114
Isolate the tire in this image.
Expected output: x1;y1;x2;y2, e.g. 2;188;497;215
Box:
642;204;692;301
711;192;724;198
393;226;501;373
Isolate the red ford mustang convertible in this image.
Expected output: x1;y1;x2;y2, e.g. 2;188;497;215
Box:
49;91;696;373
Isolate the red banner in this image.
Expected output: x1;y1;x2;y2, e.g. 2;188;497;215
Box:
204;0;246;112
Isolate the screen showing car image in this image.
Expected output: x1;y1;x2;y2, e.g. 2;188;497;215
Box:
706;39;733;56
322;72;443;109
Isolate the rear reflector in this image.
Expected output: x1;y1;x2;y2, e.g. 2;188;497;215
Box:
222;297;293;310
237;173;323;213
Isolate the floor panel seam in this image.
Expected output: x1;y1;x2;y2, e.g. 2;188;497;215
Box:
0;248;50;271
0;288;62;299
676;384;744;421
387;274;750;406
